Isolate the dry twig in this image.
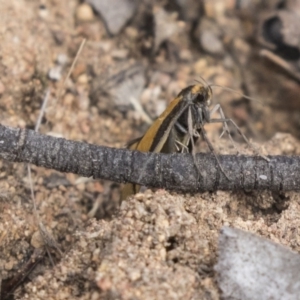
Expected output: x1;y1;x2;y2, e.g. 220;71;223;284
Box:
0;124;299;193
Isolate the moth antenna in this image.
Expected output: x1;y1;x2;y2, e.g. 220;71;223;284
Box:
209;84;264;106
194;75;210;88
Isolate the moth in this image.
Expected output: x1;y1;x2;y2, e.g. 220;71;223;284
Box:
121;83;252;200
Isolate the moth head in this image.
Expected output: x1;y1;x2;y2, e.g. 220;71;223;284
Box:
190;84;212;107
177;84;213;107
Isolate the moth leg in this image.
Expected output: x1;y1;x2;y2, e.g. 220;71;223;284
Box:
188;107;204;179
209;104;269;161
175;139;190;153
199;124;231;181
209;104;239;152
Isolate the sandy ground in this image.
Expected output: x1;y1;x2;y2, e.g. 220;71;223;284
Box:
1;0;300;299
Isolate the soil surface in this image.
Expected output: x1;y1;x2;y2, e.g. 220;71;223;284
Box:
1;0;300;299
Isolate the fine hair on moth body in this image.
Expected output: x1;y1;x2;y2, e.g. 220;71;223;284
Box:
121;78;265;200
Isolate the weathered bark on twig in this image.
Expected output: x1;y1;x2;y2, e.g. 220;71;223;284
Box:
0;124;299;192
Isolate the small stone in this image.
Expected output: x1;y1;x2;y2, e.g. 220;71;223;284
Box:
48;65;62;81
31;231;45;248
135;193;145;201
128;269;141;281
160;247;166;260
38;4;48;19
76;3;94;22
200;30;224;55
87;0;137;35
77;73;89;84
111;49;129;59
63;93;75;106
76;182;86;191
56;53;68;66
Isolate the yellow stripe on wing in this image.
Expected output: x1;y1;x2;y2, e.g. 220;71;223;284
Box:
136;95;183;152
121;95;186;200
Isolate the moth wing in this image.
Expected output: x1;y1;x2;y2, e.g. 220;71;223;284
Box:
126;136;143;150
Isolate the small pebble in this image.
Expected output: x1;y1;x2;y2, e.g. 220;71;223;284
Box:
77;73;89;84
39;4;48;19
87;0;137;35
200;30;224;55
76;3;94;22
56;53;69;66
111;49;129;59
31;231;45;248
48;65;62;81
